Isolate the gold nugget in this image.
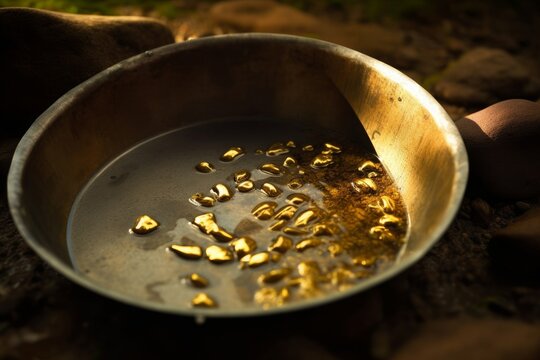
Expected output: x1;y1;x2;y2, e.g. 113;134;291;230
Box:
211;183;232;202
369;226;395;241
295;238;322;252
211;228;234;242
206;245;234;264
369;195;396;213
274;205;298;220
353;256;376;267
170;245;203;260
268;220;287;231
328;267;356;286
311;153;334;168
283;156;298;167
302;145;314;151
312;224;334;236
252;201;278;220
220;147;244;162
233;170;250;183
286;140;296;148
230;237;257;258
294;209;318;227
379;214;401;226
266;143;290;156
193;213;219;234
189;193;216;207
195;161;215;173
286;193;310;205
259;163;282;175
187;273;209;288
288;178;304;190
254;287;289;308
324;143;342;153
327;243;343;257
131;215;160;235
358;160;378;173
297;261;321;276
260;183;282;197
258;268;291;284
241;252;270;268
268;235;293;253
283;227;309;236
351;178;377;193
237;180;255;192
191;293;217;308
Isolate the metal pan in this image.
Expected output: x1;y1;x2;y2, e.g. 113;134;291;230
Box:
7;34;468;318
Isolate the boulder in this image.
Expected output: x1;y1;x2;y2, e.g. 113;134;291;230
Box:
0;7;174;135
392;318;540;360
208;1;406;65
490;207;540;277
456;99;540;199
434;48;540;106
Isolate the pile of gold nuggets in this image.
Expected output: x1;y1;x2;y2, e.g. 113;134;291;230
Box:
131;140;407;309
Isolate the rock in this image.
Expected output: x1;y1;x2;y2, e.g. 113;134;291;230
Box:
208;1;450;76
434;48;540;106
514;201;531;212
441;103;468;121
489;207;540;277
210;0;319;33
391;318;540;360
470;198;492;228
0;138;19;193
0;8;174;135
456;99;540;199
208;1;405;64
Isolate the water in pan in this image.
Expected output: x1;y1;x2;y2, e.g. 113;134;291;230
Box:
67;118;409;312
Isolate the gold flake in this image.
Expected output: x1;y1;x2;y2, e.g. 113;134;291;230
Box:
260;183;282;197
258;268;291;284
237;180;255;192
233;170;250;183
220;147;244;162
206;245;234;264
131;215;159;235
351;178;377;193
189;193;216;207
294;209;318;227
210;183;232;202
311;154;334;168
286;193;310;205
295;238;322;252
191;293;217;308
195;161;215;173
187;273;209;288
259;163;282;175
229;237;257;258
170;245;203;260
268;235;293;253
252;201;278;220
266;143;290;156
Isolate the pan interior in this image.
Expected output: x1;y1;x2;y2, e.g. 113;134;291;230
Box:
67;117;408;312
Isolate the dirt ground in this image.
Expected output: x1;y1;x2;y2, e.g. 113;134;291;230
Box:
1;1;540;359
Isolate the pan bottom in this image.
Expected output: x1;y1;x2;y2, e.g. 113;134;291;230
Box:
67;117;407;313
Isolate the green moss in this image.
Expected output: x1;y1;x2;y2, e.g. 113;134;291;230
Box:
422;72;443;91
0;0;207;15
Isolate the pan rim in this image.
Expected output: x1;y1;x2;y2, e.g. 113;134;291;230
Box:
7;33;468;318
